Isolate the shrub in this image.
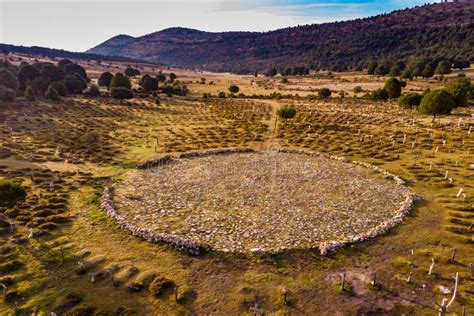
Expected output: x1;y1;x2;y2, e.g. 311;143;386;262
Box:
374;64;388;76
51;81;68;96
156;73;166;82
277;106;297;123
445;77;471;107
399;93;422;109
40;63;65;82
110;73;131;90
0;68;19;92
228;85;240;94
111;87;133;100
18;64;40;89
64;74;87;94
139;75;158;91
384;77;402;99
435;60;452;75
318;88;331;98
0;181;26;206
353;86;362;94
218;92;226;98
0;85;16;101
369;88;389;101
418;89;455;121
58;59;73;70
29;77;50;96
45;85;60;101
24;85;35;101
281;77;288;83
97;72;113;88
169;73;177;81
124;67;140;77
64;63;88;81
84;84;101;97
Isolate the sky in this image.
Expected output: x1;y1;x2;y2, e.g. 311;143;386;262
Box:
0;0;433;52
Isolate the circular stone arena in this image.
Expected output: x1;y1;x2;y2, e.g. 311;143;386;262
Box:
110;150;413;254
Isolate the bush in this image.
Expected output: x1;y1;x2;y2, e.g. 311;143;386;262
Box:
0;68;19;92
111;87;133;100
124;67;140;77
353;86;362;94
139;75;158;91
40;63;65;82
0;85;16;101
98;72;113;88
64;74;87;94
51;81;68;96
24;85;35;101
0;181;26;206
63;63;88;81
18;64;40;89
169;73;177;81
281;77;288;83
29;77;50;96
384;77;402;99
156;73;166;82
418;89;455;120
110;73;131;90
228;85;240;94
45;85;60;101
318;88;331;98
399;93;422;109
435;60;451;75
218;92;226;98
445;77;471;107
84;84;101;97
369;88;389;101
277;106;297;122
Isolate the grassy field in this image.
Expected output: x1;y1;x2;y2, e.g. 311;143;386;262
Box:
0;55;473;315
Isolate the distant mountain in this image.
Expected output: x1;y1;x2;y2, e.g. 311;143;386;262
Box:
88;2;474;73
0;43;145;64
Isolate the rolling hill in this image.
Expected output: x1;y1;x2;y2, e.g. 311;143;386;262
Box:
88;2;473;73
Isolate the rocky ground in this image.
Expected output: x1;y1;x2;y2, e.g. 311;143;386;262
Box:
114;151;410;253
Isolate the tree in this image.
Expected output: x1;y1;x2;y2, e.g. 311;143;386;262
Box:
399;93;422;109
139;75;158;91
318;88;331;98
0;68;19;92
24;85;35;102
418;89;455;121
110;73;131;90
156;73;166;82
64;73;87;94
389;61;405;77
45;85;60;101
111;87;133;100
64;63;88;81
169;73;177;81
435;60;452;75
400;68;413;80
228;85;240;94
40;63;65;82
124;67;140;77
445;77;471;107
0;85;16;101
421;64;435;78
266;68;277;77
369;88;389;101
374;64;388;76
277;106;297;123
384;77;402;99
29;77;50;96
58;59;74;70
367;61;377;75
17;64;40;89
452;60;470;70
98;72;113;88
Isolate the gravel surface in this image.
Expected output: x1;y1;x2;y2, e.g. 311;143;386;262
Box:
114;151;409;253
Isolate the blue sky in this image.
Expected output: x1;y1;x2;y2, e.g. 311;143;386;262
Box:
0;0;433;52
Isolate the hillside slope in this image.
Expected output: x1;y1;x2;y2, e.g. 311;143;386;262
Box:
87;2;474;73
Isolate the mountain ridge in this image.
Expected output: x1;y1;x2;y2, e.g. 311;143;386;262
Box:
87;2;474;73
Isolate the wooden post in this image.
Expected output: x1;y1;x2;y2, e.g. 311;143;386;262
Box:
341;272;346;291
429;258;435;275
406;272;412;283
450;248;457;263
371;272;377;286
281;287;288;305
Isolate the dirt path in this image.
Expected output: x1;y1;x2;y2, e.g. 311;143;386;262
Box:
256;99;281;151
